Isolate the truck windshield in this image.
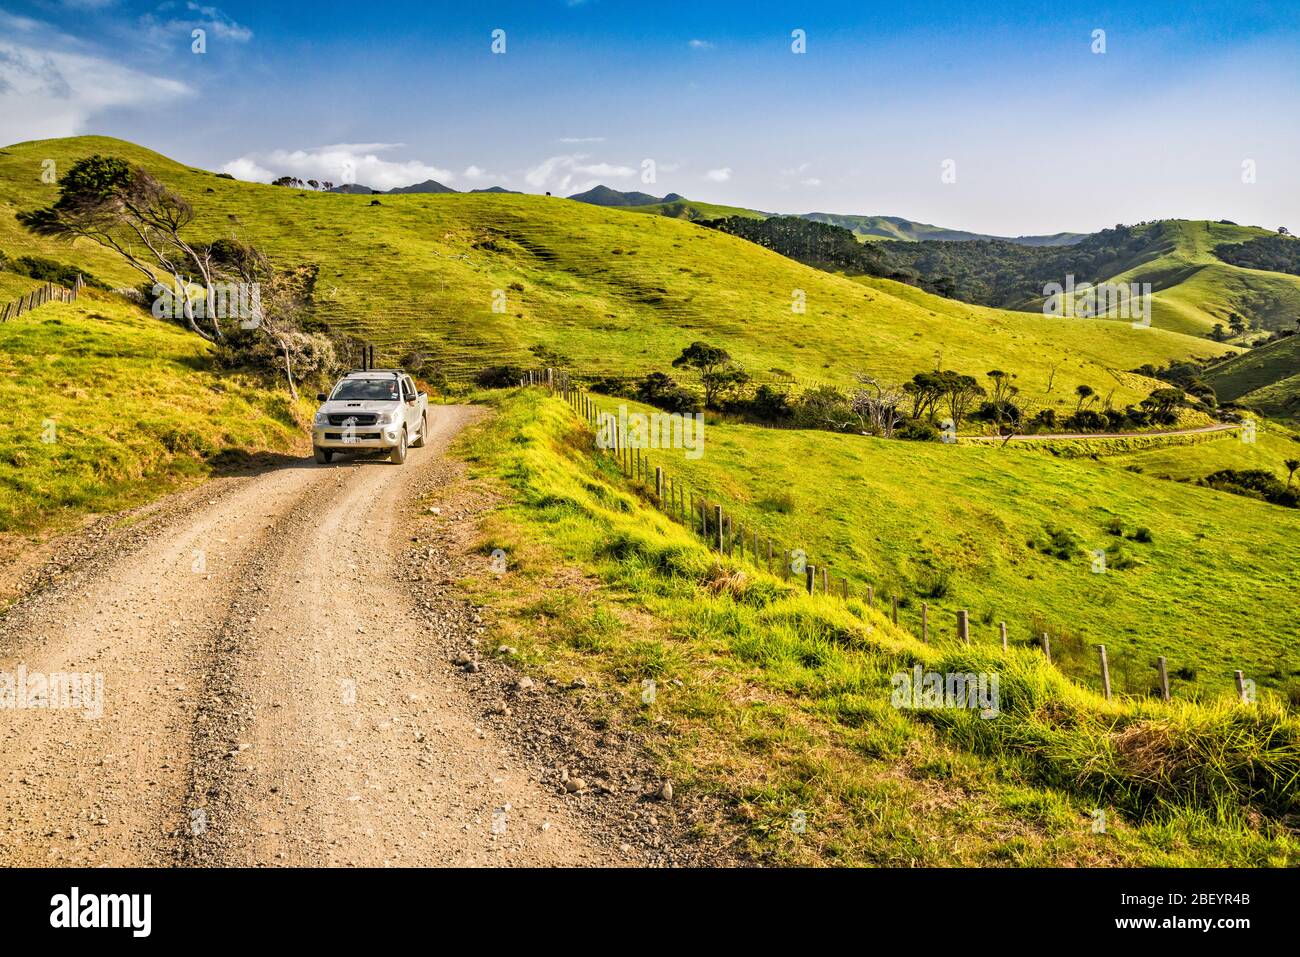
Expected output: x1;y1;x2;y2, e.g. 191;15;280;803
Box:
331;379;400;401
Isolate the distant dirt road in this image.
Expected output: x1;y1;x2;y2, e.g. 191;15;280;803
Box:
0;406;620;867
961;422;1240;443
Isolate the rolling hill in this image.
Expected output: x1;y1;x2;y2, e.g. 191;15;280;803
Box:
1203;334;1300;423
802;212;1085;246
0;136;1230;406
880;219;1300;339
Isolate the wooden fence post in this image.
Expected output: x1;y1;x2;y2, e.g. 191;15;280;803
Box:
655;466;663;501
921;602;929;642
891;596;899;625
1235;670;1249;703
866;585;874;607
840;580;848;600
1157;656;1170;702
821;567;829;593
999;621;1008;651
805;565;815;595
1098;645;1112;701
958;609;970;644
766;539;773;574
782;551;790;581
714;506;724;552
1041;633;1051;664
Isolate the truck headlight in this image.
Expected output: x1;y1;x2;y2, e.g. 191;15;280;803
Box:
376;409;401;425
313;412;329;426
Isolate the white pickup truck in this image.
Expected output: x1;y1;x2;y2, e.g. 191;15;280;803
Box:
311;369;428;465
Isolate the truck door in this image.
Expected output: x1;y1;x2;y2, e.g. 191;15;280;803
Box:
401;376;417;430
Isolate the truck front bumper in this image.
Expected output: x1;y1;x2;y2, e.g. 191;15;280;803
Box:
313;426;403;450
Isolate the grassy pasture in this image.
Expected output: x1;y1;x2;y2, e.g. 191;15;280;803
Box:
0;137;1227;406
0;292;306;537
575;394;1300;700
448;389;1299;865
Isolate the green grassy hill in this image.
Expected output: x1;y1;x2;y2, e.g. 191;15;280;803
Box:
1203;335;1300;423
626;198;768;221
453;388;1299;865
803;212;1085;246
578;395;1299;699
1081;221;1300;338
0;290;306;541
0;136;1227;406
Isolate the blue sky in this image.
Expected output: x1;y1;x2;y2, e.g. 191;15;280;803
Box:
2;0;1298;234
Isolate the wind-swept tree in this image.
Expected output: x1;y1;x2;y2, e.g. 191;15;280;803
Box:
1140;386;1185;421
1285;458;1299;491
1074;383;1096;412
19;155;226;341
851;374;905;437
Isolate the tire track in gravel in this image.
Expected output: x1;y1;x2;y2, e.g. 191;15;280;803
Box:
2;406;617;867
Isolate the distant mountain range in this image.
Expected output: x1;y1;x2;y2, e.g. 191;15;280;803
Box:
564;186;1084;246
566;185;686;207
328;181;520;195
800;212;1086;246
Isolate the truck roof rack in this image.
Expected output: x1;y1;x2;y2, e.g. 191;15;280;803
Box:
344;368;403;375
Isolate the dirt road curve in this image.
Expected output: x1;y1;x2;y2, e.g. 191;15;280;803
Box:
0;406;620;867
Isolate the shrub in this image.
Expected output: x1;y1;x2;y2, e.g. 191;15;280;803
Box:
897;419;939;441
635;371;702;414
1063;409;1111;432
1031;524;1082;560
757;490;796;514
475;364;527;388
1201;469;1299;508
747;383;794;421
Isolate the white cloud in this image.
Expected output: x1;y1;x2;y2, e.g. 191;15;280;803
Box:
220;144;454;190
140;2;252;46
801;177;822;187
704;167;732;182
462;164;507;184
558;136;605;144
0;32;192;143
524;153;638;195
688;39;714;50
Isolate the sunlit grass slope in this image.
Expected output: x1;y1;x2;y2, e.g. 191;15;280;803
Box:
1204;335;1300;424
577;396;1298;699
450;389;1298;865
0;137;1226;404
0;291;306;537
1103;221;1300;338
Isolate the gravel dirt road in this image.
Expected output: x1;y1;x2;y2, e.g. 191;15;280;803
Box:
0;406;630;867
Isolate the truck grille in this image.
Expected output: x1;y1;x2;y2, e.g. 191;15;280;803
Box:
327;413;378;426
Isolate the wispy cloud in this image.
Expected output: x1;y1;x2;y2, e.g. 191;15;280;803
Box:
0;16;192;143
780;162;821;188
524;153;637;194
704;167;732;182
220;144;454;190
688;39;714;50
558;136;605;144
140;1;252;46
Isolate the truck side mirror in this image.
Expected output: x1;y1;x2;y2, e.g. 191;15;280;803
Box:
317;393;328;402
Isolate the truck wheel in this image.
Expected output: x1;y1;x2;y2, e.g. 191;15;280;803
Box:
390;429;408;465
313;446;334;464
411;412;427;448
